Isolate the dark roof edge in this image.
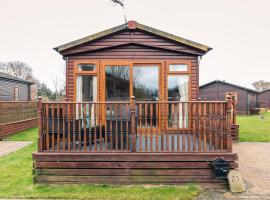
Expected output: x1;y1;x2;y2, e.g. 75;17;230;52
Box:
54;21;212;53
260;88;270;93
199;80;258;93
0;72;35;84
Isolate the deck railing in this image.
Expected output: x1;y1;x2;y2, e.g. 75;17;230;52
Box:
37;96;235;153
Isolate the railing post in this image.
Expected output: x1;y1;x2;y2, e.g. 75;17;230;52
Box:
130;96;136;152
226;94;233;152
37;96;43;152
232;95;237;125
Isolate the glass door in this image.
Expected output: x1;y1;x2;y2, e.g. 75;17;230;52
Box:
132;65;160;129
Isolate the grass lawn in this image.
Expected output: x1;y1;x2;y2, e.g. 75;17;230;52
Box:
237;112;270;142
0;127;201;200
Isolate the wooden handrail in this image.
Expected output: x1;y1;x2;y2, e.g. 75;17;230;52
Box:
37;100;231;153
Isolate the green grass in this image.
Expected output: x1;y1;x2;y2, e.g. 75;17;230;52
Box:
0;128;201;200
6;127;38;141
237;112;270;142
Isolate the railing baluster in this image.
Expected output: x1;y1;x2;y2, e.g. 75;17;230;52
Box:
139;103;142;151
109;104;113;151
57;103;60;151
203;102;207;152
78;102;82;151
155;103;159;152
45;104;49;151
83;103;87;151
120;104;124;150
115;104;119;150
72;103;76;151
99;103;102;151
88;103;92;151
150;103;153;152
94;103;97;151
105;103;108;151
125;103;129;151
144;103;148;152
209;103;213;151
171;103;175;152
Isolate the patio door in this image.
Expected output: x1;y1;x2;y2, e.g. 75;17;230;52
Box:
102;62;162;131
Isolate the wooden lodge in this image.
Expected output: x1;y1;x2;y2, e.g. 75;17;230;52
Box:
33;21;238;187
199;80;258;115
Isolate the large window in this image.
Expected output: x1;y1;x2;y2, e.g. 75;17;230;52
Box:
133;65;159;101
168;75;189;101
76;75;97;102
106;66;130;101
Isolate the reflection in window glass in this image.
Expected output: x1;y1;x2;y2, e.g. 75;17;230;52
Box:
133;66;159;101
77;64;96;71
168;75;189;101
106;66;130;101
169;64;187;72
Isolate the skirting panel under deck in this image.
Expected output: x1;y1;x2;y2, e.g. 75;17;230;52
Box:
33;152;238;188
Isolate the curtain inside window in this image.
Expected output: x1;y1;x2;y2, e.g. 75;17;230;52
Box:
76;75;97;128
176;75;189;128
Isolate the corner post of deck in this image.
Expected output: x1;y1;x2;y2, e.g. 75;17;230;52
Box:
37;96;43;152
231;95;237;125
130;96;136;152
226;94;232;152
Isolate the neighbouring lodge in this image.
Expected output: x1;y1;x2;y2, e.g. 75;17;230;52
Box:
0;72;35;101
33;21;238;186
199;80;270;115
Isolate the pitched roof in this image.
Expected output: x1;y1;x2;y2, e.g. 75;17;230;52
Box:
199;80;258;93
0;72;34;84
54;21;212;54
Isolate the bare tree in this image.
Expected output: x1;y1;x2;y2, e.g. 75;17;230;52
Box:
0;61;34;81
252;80;270;92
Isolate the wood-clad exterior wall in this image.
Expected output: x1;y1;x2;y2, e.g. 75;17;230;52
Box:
62;30;201;102
0;77;31;101
258;89;270;109
199;81;258;115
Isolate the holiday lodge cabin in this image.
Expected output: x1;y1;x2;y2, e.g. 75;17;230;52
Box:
33;21;238;187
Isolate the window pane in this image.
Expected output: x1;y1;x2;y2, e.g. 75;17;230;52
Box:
133;66;159;101
106;66;130;101
77;64;96;71
169;64;187;72
168;75;189;101
168;75;189;129
76;75;97;101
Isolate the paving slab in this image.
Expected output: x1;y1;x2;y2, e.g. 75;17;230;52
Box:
0;141;32;157
196;142;270;200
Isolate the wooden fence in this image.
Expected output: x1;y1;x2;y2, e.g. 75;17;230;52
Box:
37;96;235;153
0;101;38;139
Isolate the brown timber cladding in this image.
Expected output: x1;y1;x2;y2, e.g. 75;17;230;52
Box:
258;90;270;109
64;30;200;101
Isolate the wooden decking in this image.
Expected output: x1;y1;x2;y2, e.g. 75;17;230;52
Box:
33;96;237;186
